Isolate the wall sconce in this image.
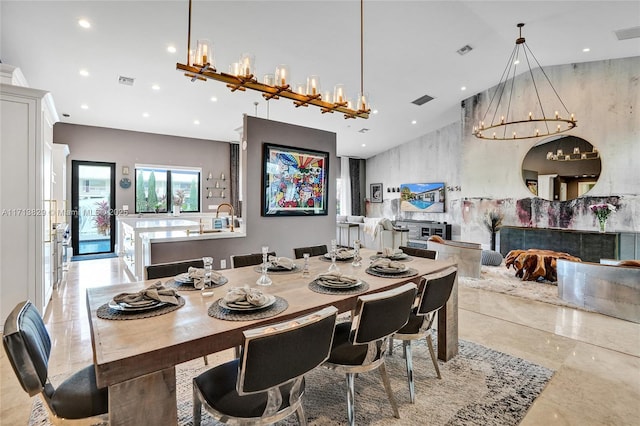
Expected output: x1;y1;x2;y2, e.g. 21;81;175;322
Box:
207;172;213;181
206;190;213;199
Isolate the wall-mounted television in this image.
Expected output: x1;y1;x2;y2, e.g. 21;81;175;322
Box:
400;182;446;213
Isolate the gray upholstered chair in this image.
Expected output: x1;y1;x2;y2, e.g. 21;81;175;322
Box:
390;266;457;402
145;258;205;280
293;244;328;259
323;283;418;426
230;252;276;268
399;245;437;259
192;306;338;425
2;301;109;424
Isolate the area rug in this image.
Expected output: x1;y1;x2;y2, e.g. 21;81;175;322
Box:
71;253;118;262
459;263;595;312
29;338;553;425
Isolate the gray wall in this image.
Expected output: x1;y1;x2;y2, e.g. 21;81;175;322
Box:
53;123;231;213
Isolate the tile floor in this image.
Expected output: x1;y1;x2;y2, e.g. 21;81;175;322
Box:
1;257;639;425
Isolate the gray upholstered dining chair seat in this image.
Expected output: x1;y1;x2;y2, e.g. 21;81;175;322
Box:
2;301;108;423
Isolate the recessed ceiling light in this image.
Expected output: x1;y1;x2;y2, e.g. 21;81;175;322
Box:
80;104;89;110
79;69;89;77
152;84;160;91
461;86;467;91
167;46;177;53
372;109;378;114
513;60;520;65
361;143;366;147
78;19;91;29
142;112;150;118
194;119;200;125
582;47;591;52
411;120;417;125
210;96;218;102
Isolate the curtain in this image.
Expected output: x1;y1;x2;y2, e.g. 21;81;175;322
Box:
230;143;240;216
339;157;352;215
349;158;362;216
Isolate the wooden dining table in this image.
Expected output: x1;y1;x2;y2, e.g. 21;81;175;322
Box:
86;249;458;425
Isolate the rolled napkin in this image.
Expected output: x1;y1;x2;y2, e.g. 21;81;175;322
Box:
316;271;359;284
371;258;405;271
267;256;295;270
382;247;404;258
188;266;225;286
223;286;270;307
113;282;180;306
336;248;355;259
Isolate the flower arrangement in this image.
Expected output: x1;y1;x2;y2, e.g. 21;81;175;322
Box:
590;203;615;232
93;200;111;235
173;189;185;207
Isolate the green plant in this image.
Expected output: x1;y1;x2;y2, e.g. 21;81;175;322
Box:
93;200;111;235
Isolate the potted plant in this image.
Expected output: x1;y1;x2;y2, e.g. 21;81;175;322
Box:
93;200;111;235
172;190;185;216
483;210;503;251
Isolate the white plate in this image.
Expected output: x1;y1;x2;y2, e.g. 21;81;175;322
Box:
218;294;277;311
174;273;193;284
316;279;362;289
108;300;167;312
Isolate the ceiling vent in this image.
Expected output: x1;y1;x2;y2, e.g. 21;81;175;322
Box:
118;76;135;86
457;44;473;55
614;26;640;40
411;94;434;106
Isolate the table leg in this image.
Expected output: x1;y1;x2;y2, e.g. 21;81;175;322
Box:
437;276;458;361
108;367;177;425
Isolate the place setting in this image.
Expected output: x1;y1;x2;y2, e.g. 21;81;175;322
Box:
97;282;185;320
166;266;229;291
208;286;288;321
366;257;419;278
253;255;299;274
309;271;370;295
370;247;413;262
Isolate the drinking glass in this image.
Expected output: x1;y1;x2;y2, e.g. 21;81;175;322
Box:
201;256;215;297
328;239;339;272
256;246;273;286
302;253;310;277
351;240;361;267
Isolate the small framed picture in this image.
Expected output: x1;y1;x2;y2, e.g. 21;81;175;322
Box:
370;183;383;203
122;166;130;176
526;179;538;196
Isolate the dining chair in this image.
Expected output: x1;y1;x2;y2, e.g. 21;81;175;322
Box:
230;252;275;268
292;244;328;259
389;266;457;403
145;258;205;279
323;283;418;426
192;306;338;426
2;301;109;424
399;245;437;260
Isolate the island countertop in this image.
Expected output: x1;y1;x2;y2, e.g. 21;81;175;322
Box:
141;227;246;243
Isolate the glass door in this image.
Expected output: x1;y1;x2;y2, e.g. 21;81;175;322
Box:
71;161;116;256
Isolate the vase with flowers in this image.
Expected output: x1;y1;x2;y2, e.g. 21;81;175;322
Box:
172;190;185;216
590;203;615;233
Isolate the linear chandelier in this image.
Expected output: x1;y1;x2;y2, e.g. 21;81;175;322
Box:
472;23;577;140
176;0;370;119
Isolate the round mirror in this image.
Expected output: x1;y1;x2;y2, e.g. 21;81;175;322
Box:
522;135;601;201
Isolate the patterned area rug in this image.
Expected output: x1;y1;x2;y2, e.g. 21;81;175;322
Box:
29;338;553;425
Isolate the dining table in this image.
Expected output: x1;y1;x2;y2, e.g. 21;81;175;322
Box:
86;248;458;425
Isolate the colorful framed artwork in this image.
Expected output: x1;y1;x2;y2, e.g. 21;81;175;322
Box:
262;143;329;216
370;183;383;203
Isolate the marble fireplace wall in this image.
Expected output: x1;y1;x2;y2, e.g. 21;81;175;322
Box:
366;56;639;247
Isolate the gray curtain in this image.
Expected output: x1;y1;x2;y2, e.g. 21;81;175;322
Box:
349;158;362;216
230;143;240;216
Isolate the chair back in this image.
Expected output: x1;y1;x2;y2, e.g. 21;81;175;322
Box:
238;306;337;395
2;301;51;397
293;245;328;259
399;246;437;259
145;258;205;279
351;283;417;345
230;252;275;268
416;267;457;316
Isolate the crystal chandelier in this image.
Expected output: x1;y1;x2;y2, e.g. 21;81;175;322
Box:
176;0;370;119
472;23;577;140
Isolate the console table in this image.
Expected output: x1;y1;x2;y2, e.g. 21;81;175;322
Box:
395;220;452;241
499;226;632;263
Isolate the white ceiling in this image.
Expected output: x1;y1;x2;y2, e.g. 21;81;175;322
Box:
2;1;639;158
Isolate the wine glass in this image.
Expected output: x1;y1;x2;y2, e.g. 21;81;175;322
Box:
328;239;339;272
201;256;214;297
351;240;361;267
302;253;310;277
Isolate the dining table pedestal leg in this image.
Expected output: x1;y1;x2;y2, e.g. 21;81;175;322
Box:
437;276;459;361
108;366;177;426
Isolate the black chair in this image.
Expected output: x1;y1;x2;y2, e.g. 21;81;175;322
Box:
390;266;457;402
2;301;109;423
230;252;275;268
323;283;418;426
193;306;338;425
399;245;437;259
145;258;205;280
293;244;328;259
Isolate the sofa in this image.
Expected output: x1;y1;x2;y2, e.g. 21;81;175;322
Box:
426;237;482;278
336;215;407;251
557;259;640;323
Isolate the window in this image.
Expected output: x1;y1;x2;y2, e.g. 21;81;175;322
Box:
135;166;201;213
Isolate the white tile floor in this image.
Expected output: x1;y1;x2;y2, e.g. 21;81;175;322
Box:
1;257;639;425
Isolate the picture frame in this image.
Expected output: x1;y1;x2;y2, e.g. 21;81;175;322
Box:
122;166;130;175
399;182;446;212
526;179;538;196
262;143;329;216
370;183;383;203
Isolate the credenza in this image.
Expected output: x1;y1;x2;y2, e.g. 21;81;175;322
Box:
499;226;639;263
395;220;452;241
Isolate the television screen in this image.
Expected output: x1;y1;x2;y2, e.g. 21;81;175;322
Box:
400;182;446;212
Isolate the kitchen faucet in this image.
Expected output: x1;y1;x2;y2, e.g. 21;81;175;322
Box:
216;203;235;232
